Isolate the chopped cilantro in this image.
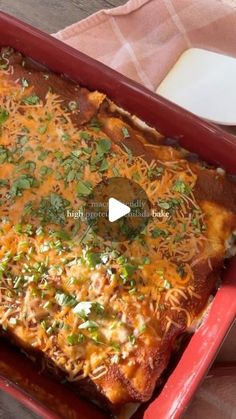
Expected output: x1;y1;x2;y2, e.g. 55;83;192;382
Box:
18;135;28;146
120;263;137;281
66;169;76;182
0;60;8;70
40;243;50;253
43;301;52;309
142;256;151;265
112;167;120;177
172;179;191;195
163;279;172;289
147;166;164;179
139;324;146;334
71;150;82;158
22;94;40;105
158;201;171;210
54;151;63;161
151;227;169;238
23;201;34;216
61;132;70;141
10;175;38;197
84;252;102;267
128;334;136;345
158;198;181;211
37;193;70;225
38;125;48;135
17;160;36;173
66;333;85;346
61;152;85;184
38;149;50;161
21;78;29;88
90;154;103;166
40;165;53;177
174;233;183;243
122;127;130;139
55;172;63;181
192;216;204;233
0;108;9;124
82;147;92;155
93;302;105;315
132;171;141;182
15;223;34;236
77;180;93;196
80;131;91;141
68;101;78;111
36;226;44;236
111;343;121;352
79;320;98;330
96;138;111;155
73;301;104;319
0;146;10;164
55;291;77;307
89;118;102;130
0;179;8;187
73;301;93;318
122;143;133;161
99;158;109;172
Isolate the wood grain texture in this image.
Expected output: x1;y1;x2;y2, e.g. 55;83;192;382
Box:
0;392;39;419
0;0;127;32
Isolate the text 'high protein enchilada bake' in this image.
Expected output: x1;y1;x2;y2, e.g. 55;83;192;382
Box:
0;46;235;415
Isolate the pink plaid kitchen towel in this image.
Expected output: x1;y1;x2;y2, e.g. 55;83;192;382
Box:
54;0;236;92
53;0;236;416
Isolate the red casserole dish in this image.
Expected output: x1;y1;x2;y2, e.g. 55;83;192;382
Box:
0;11;235;419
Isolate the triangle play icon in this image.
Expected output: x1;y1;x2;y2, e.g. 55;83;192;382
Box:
108;197;131;223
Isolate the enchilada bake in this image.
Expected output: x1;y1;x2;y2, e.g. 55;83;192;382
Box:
0;46;235;411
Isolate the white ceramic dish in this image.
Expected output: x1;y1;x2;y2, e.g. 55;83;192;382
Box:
157;48;236;126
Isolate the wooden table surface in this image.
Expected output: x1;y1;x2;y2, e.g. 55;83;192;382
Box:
0;2;125;417
0;0;126;33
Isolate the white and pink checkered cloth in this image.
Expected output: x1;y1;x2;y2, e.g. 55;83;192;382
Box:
54;0;236;92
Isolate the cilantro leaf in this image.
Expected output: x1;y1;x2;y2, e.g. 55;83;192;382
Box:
84;252;102;267
79;320;98;330
37;193;70;225
0;146;10;164
122;127;130;139
10;174;37;197
73;301;104;318
99;158;109;172
66;333;85;345
151;228;169;238
0;108;9;124
172;180;191;195
55;291;77;307
77;180;93;196
96;138;111;155
80;131;91;141
73;301;93;318
22;94;40;105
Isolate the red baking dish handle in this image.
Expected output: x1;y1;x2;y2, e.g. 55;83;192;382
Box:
144;257;236;419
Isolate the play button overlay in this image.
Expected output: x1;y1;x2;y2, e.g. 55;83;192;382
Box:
108;197;131;222
84;177;151;242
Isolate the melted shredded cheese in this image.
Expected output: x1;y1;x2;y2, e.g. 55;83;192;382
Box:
0;63;212;388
